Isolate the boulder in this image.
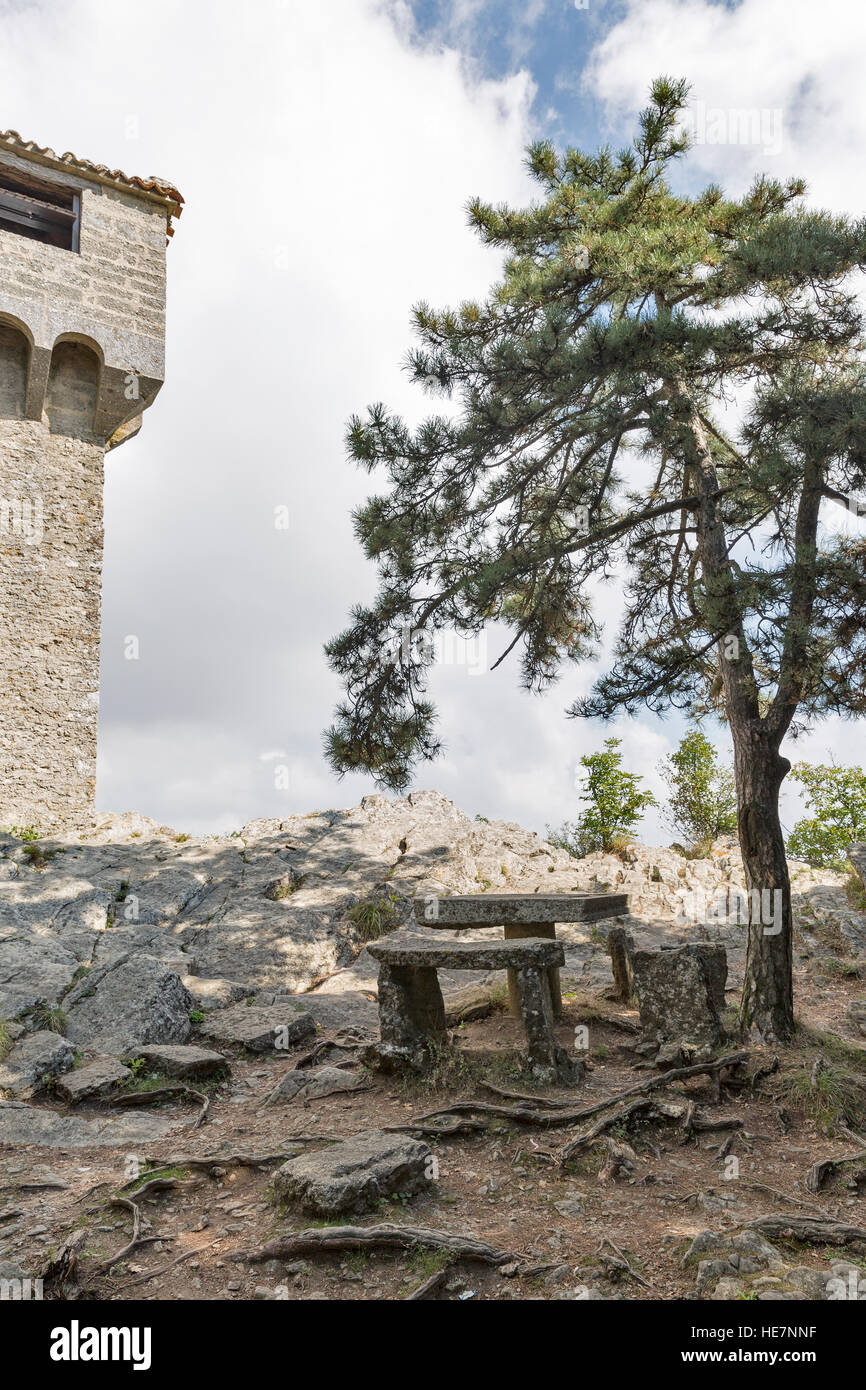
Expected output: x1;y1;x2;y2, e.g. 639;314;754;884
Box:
273;1129;432;1215
180;975;256;1012
0;1030;75;1099
63;955;193;1055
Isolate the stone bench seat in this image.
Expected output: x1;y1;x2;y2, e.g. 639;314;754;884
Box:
368;934;565;971
412;891;629;1018
367;932;576;1085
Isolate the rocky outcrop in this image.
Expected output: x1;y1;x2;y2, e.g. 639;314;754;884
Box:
682;1227;866;1301
63;956;193;1056
200;1002;315;1053
0;790;863;1075
264;1065;364;1105
124;1043;228;1079
0;1030;74;1099
54;1057;130;1103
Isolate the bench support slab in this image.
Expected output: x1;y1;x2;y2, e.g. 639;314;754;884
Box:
375;962;447;1070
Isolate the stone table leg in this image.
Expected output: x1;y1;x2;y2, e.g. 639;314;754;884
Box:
515;965;578;1085
374;962;446;1069
504;923;562;1019
606;925;635;1003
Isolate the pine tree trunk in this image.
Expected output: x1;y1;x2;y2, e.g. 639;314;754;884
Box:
733;725;794;1043
664;373;797;1044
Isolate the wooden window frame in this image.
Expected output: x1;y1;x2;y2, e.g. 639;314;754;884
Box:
0;164;80;251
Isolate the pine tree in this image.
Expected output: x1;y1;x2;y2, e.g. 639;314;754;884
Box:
325;77;866;1044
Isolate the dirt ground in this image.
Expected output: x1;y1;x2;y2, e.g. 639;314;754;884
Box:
4;948;865;1303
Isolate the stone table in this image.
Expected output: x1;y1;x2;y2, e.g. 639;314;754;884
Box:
412;891;628;1016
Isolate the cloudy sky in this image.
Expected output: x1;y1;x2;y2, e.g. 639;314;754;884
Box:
2;0;864;837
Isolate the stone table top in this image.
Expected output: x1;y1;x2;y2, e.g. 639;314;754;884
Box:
367;932;565;970
412;891;628;928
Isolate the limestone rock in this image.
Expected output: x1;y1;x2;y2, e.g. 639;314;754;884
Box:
0;922;80;1018
0;1100;180;1147
292;991;378;1032
179;975;256;1012
63;955;193;1055
264;1064;363;1105
54;1056;130;1102
273;1130;432;1214
848;1000;866;1037
683;1228;784;1270
201;1002;316;1053
115;868;212;925
124;1043;228;1079
0;1030;75;1099
848;844;866;891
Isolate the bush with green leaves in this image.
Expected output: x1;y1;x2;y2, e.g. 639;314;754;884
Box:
548;737;656;857
786;761;866;871
659;729;737;853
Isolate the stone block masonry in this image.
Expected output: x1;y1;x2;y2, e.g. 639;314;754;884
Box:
0;133;182;828
0;421;103;825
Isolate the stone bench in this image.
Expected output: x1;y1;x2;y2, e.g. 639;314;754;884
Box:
413;892;629;1017
367;933;577;1084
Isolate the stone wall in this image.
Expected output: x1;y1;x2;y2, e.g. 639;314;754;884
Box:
0;417;103;828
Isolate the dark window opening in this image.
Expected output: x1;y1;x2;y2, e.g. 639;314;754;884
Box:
0;164;80;251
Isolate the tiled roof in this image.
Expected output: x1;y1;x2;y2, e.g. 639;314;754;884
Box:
0;129;183;235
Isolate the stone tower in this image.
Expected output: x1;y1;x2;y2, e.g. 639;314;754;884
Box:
0;131;182;829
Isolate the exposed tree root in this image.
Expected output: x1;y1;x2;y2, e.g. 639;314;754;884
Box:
405;1268;450;1300
120;1175;201;1201
559;1097;686;1167
39;1227;87;1297
401;1052;751;1138
111;1085;211;1129
806;1150;866;1194
743;1214;866;1246
679;1183;827;1215
595;1236;655;1290
112;1242;217;1292
227;1223;515;1265
118;1149;318;1190
478;1081;577;1109
89;1197;172;1275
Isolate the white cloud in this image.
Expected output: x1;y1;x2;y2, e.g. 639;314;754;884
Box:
2;0;862;840
0;0;548;830
586;0;866;207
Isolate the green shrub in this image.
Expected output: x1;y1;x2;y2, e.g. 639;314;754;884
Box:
659;728;737;852
548;737;656;856
786;760;866;871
